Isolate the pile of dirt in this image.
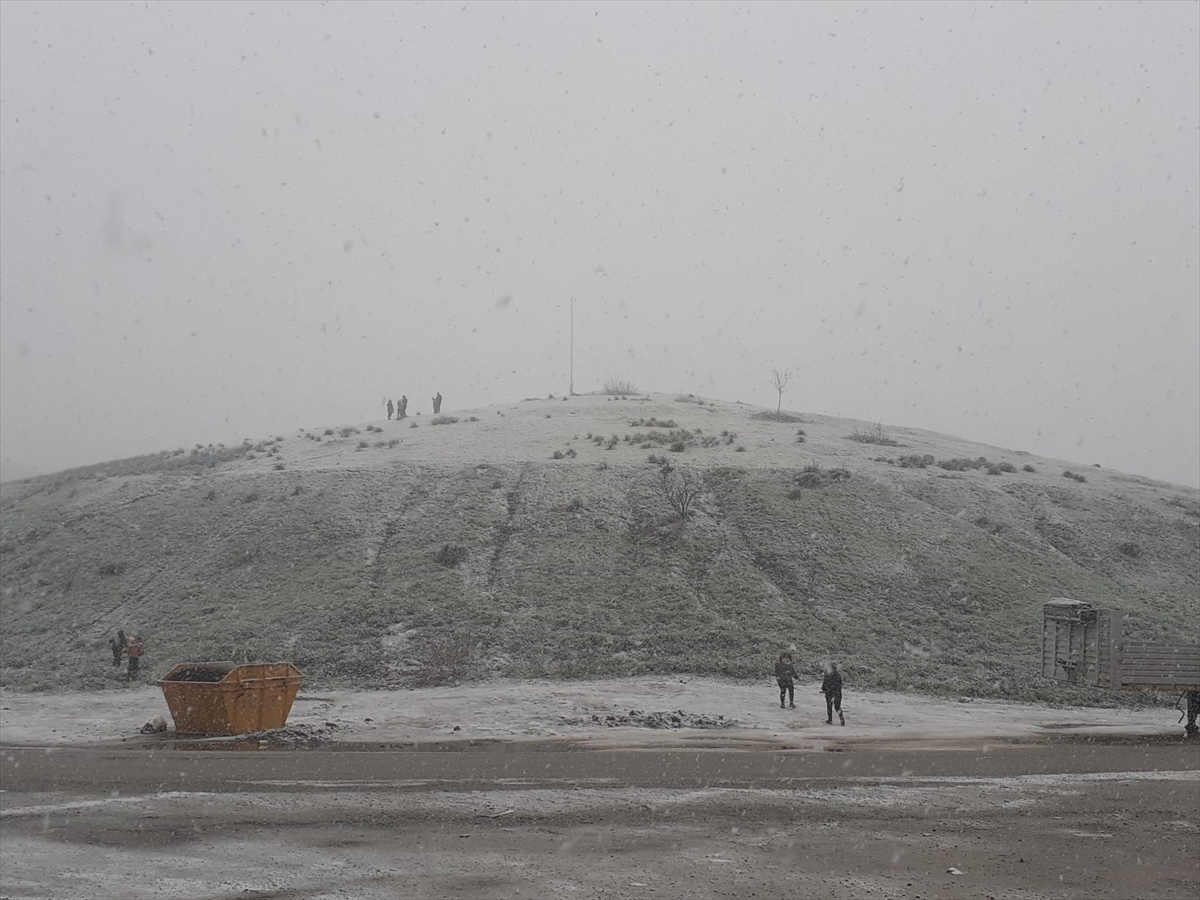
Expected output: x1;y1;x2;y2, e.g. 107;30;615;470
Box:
563;709;736;729
252;722;342;745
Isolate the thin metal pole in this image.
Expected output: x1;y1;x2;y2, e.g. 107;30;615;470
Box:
569;295;575;395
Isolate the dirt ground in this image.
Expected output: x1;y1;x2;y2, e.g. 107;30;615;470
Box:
2;679;1198;900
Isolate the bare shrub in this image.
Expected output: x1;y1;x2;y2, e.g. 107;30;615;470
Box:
1063;470;1088;483
602;377;638;395
898;454;935;469
1117;541;1143;559
661;465;702;520
846;423;901;446
1023;464;1037;473
430;416;460;426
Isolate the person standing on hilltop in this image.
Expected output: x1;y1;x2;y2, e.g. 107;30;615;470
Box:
387;398;394;420
822;662;844;725
432;392;443;414
399;395;408;419
774;651;797;709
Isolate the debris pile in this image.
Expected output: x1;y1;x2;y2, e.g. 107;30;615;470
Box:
563;709;735;730
251;722;342;745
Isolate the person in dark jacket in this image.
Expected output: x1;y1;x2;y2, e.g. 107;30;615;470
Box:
125;635;145;679
822;663;844;725
774;652;797;709
432;392;443;414
387;399;394;420
109;630;128;667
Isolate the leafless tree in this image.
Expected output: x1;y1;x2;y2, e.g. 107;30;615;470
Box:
661;464;702;520
769;366;794;414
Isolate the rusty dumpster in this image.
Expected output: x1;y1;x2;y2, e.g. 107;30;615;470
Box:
158;662;304;736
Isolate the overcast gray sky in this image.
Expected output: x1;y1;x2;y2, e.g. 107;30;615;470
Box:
1;0;1197;486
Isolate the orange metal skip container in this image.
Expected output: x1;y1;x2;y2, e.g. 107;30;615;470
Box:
158;662;304;736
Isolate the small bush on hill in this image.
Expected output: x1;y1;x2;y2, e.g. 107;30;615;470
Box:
603;377;638;395
898;454;935;469
661;465;702;520
789;464;851;494
846;423;901;446
631;418;677;428
1117;541;1143;559
939;457;986;472
973;516;1007;535
1063;470;1088;483
1023;464;1037;473
431;416;460;426
434;544;468;568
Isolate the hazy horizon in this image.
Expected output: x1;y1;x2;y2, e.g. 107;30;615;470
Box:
2;1;1197;487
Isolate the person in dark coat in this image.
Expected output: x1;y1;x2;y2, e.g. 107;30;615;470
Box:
125;635;145;679
822;662;844;725
387;399;394;420
399;396;408;419
432;392;443;414
774;651;797;709
109;630;128;667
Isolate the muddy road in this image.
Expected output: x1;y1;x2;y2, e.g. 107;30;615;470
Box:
2;736;1198;899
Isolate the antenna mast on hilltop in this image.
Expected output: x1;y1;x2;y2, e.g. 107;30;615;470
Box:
569;295;575;396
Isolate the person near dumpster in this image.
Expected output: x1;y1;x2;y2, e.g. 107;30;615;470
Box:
821;662;844;725
109;630;128;667
774;651;797;709
125;635;145;679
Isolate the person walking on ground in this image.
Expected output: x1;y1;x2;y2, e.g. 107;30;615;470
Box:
109;630;128;667
774;651;797;709
125;635;145;679
387;399;394;420
822;662;844;725
399;395;408;419
432;392;442;414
